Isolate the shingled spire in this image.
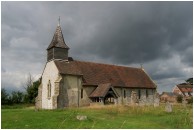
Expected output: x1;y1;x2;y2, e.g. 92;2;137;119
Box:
47;19;69;61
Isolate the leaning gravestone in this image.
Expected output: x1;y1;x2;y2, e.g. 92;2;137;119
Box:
165;101;172;112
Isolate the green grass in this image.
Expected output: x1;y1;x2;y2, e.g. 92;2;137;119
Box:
1;104;193;129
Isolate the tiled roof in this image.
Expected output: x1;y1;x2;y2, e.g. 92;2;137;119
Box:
89;83;112;97
161;92;179;97
177;84;193;93
47;25;69;50
54;60;156;88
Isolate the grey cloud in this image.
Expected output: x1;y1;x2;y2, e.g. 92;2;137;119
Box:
1;1;193;93
72;2;192;66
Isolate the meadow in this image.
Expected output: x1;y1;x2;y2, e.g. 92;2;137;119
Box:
1;104;193;129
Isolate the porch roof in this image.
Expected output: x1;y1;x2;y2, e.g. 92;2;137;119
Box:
89;83;119;98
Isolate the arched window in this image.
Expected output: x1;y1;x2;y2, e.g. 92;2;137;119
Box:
47;80;51;98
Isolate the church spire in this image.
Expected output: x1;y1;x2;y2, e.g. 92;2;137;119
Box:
47;19;70;61
47;22;69;50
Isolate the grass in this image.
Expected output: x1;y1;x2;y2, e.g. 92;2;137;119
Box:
1;104;193;129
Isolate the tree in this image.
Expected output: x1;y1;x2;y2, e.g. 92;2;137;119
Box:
177;95;183;103
11;91;24;104
24;80;40;104
23;73;34;91
186;78;193;85
1;88;9;105
187;96;193;104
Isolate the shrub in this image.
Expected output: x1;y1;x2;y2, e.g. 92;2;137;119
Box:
1;88;9;105
187;97;193;104
177;95;183;103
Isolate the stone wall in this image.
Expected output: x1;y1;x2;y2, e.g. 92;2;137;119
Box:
62;75;82;107
35;83;42;109
80;86;96;106
114;87;156;105
57;76;68;108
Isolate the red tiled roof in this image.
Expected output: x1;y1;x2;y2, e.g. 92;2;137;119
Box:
89;83;111;97
54;60;156;88
177;84;193;93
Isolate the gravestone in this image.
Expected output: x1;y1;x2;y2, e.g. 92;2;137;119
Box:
76;115;87;121
165;101;172;112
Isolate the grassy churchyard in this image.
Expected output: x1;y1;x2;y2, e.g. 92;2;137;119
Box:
1;104;193;129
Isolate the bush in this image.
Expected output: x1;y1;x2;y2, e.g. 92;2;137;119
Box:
187;97;193;104
1;88;9;105
177;95;183;103
25;80;40;104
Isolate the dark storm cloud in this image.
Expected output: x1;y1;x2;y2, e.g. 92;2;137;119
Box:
1;1;193;93
73;2;192;66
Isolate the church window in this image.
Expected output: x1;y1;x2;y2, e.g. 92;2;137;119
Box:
47;80;51;98
81;89;83;99
146;89;148;98
124;90;126;98
138;89;141;99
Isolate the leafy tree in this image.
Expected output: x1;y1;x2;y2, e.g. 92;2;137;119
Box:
177;95;183;103
11;91;24;104
186;78;193;84
1;88;9;105
24;80;40;104
7;95;13;105
187;96;193;104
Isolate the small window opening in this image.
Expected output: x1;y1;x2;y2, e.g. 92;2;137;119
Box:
138;89;141;99
81;89;83;99
146;89;148;98
124;90;126;98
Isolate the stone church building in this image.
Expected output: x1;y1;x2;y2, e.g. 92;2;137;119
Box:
35;23;157;109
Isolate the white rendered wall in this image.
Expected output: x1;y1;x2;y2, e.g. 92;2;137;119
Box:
41;61;59;109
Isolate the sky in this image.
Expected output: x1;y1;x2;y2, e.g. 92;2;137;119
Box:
1;1;193;93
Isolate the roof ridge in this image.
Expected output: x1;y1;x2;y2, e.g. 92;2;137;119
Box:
73;60;141;70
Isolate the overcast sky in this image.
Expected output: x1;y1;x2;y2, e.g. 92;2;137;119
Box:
1;1;193;93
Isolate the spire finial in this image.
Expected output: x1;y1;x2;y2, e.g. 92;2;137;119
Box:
58;16;60;26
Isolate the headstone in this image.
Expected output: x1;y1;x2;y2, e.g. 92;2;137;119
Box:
165;101;172;112
76;115;87;121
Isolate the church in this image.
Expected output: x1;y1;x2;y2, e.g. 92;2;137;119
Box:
35;22;157;109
